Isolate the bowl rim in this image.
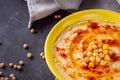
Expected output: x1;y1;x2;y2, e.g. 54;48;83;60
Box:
44;9;120;80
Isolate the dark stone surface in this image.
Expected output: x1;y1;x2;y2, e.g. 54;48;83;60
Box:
0;0;119;80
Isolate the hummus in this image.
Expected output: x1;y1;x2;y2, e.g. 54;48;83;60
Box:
53;20;120;80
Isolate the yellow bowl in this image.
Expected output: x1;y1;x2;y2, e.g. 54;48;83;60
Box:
44;9;120;80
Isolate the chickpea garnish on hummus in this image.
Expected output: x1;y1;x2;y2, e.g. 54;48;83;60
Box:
53;20;120;80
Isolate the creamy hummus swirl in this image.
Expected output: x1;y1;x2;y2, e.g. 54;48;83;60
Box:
53;20;120;80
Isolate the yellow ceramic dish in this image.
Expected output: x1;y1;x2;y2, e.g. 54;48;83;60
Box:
44;9;120;80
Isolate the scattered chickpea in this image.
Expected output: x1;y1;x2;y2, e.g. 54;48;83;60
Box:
12;76;16;80
0;71;3;76
0;63;5;68
54;15;62;19
40;52;44;57
0;77;4;80
54;15;58;19
9;63;14;67
40;52;45;60
17;65;22;70
4;77;8;80
10;74;15;78
57;15;61;19
27;53;33;58
23;44;29;49
19;60;24;65
14;65;17;69
42;55;45;60
30;28;36;33
89;62;94;68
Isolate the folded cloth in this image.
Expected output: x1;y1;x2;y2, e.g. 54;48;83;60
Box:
26;0;120;29
26;0;83;28
116;0;120;5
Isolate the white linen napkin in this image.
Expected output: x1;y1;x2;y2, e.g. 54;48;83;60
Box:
116;0;120;5
26;0;120;29
26;0;83;28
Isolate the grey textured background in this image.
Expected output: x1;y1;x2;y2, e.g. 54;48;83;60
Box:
0;0;120;80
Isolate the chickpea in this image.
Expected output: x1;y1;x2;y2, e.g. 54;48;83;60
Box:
10;74;15;78
87;47;93;51
99;53;104;58
19;60;24;65
108;49;113;55
89;62;94;68
30;28;36;33
0;77;4;80
93;52;98;56
89;56;96;62
96;56;101;63
100;60;107;66
0;63;5;68
93;49;98;53
80;62;87;67
98;43;103;48
95;61;99;66
0;71;3;76
4;77;8;80
54;15;58;19
92;44;98;49
17;65;22;70
9;63;14;67
23;44;29;49
40;52;44;57
84;57;89;63
106;62;110;66
103;44;109;50
90;42;95;45
54;58;58;62
87;51;92;57
42;55;45;60
104;55;110;61
14;65;17;69
103;49;108;54
57;15;61;19
83;51;87;55
27;53;33;58
12;76;16;80
98;48;103;53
